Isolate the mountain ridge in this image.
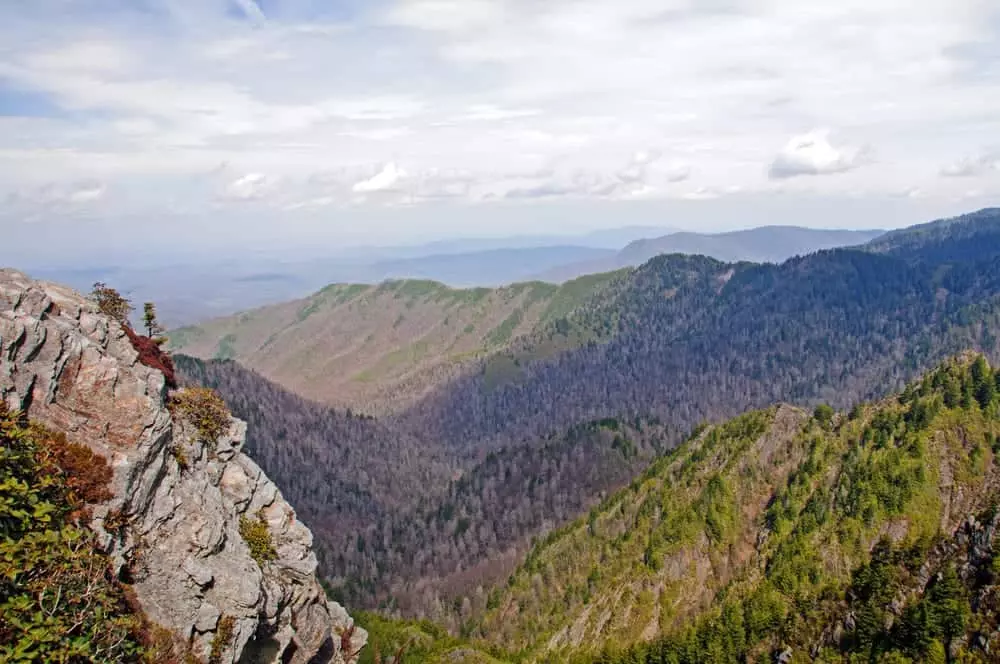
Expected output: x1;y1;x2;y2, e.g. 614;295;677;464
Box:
535;225;885;282
168;208;1000;627
168;224;890;414
471;355;1000;663
169;270;627;414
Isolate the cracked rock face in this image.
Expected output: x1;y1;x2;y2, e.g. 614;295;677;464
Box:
0;269;366;664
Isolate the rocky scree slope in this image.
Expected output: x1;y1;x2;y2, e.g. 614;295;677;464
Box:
0;268;365;664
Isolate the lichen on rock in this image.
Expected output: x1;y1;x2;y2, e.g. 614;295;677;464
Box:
0;268;366;664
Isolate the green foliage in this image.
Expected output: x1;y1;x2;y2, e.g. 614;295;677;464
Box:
239;511;277;566
477;355;1000;663
209;615;235;664
170;387;231;442
90;282;133;323
170;444;189;471
142;302;164;338
814;403;835;428
0;405;149;662
484;308;524;346
698;475;736;543
838;541;972;662
214;333;238;361
356;611;504;664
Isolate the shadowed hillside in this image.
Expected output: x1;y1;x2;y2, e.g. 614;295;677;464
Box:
170;272;626;415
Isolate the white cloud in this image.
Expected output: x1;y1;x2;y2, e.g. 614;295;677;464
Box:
384;0;506;33
616;150;660;184
28;180;106;205
941;153;998;177
27;41;130;74
66;183;106;203
665;163;692;183
1;0;999;247
232;0;267;24
768;130;869;179
4;180;108;224
223;173;276;200
457;105;541;122
352;162;407;193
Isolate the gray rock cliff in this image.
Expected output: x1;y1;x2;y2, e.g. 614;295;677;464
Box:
0;268;366;664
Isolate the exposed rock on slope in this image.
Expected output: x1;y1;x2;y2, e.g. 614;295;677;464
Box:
0;268;365;664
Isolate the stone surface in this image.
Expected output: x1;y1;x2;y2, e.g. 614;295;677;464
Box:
0;268;365;664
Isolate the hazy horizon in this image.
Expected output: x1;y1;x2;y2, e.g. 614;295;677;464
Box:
3;1;999;271
6;194;993;271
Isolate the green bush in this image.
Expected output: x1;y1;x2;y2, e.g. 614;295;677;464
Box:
239;511;277;566
0;404;148;662
90;282;133;323
209;615;235;664
170;387;231;442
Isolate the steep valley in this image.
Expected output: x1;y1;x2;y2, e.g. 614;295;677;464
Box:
175;355;671;622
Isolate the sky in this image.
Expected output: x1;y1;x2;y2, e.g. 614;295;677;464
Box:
1;0;999;267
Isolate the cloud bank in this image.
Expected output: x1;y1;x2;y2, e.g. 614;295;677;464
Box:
0;0;998;253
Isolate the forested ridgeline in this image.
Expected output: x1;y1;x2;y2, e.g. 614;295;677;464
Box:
472;355;1000;663
399;208;1000;453
176;208;1000;627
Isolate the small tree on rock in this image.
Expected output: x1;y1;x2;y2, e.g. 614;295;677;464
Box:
142;302;164;338
90;282;132;323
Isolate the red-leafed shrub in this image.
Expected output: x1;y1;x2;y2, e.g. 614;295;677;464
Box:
34;426;114;518
124;324;177;388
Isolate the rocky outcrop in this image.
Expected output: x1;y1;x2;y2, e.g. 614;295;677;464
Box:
0;269;365;664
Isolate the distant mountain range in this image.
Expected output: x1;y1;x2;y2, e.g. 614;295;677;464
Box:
167;224;886;412
536;226;885;281
44;224;879;326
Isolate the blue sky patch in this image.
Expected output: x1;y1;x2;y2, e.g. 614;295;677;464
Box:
0;82;63;118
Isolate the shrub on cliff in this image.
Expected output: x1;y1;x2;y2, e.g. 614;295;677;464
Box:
170;387;230;442
124;324;178;388
0;404;149;662
239;511;277;566
90;282;133;323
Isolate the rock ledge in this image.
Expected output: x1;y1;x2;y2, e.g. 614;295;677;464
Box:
0;268;365;664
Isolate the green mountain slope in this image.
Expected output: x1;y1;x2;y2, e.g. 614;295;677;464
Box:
471;356;1000;663
168;273;625;414
405;208;1000;451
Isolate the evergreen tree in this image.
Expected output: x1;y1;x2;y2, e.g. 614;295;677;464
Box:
971;356;996;409
143;302;164;338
